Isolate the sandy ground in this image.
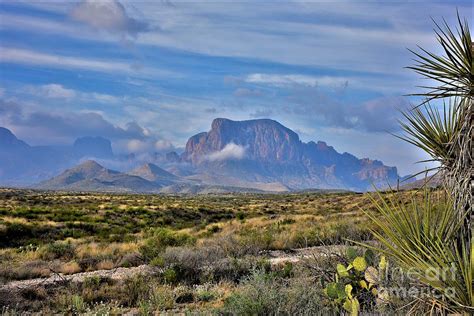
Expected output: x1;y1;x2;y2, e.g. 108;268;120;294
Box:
0;245;350;294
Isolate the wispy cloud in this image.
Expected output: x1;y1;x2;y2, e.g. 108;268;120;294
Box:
22;84;120;104
286;91;412;133
233;87;264;98
70;0;150;38
25;84;77;100
134;1;452;75
0;12;95;41
205;143;246;161
1;47;134;73
0;98;149;145
250;109;273;118
245;73;349;88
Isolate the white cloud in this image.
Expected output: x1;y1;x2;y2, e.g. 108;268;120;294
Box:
133;1;453;75
0;47;133;73
122;138;174;154
0;12;95;41
233;88;263;97
88;93;120;104
32;84;77;99
70;0;149;38
126;139;149;153
0;99;150;145
155;139;173;151
206;143;246;161
6;1;465;78
22;83;123;104
245;73;349;88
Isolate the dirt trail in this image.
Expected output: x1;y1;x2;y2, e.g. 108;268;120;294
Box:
0;245;348;294
265;244;347;265
0;265;158;294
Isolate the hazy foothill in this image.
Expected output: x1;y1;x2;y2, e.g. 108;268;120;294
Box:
0;1;472;315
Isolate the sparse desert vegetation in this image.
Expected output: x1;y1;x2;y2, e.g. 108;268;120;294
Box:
0;187;443;314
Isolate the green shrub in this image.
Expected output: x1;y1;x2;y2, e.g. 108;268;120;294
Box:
123;275;150;306
149;256;165;267
222;272;281;315
139;228;196;262
39;241;75;260
138;300;151;316
276;262;294;278
1;222;36;247
149;285;174;310
207;225;221;234
239;227;276;251
163;268;177;284
221;270;324;315
71;295;86;314
236;212;246;220
196;289;216;302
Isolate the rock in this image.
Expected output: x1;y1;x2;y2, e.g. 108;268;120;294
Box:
73;136;113;158
181;118;400;191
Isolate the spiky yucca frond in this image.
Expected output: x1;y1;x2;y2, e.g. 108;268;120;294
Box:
398;100;462;172
363;12;473;314
404;12;472;239
407;15;472;101
362;191;473;312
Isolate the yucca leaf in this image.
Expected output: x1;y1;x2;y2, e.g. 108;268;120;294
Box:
356;190;473;311
407;13;472;102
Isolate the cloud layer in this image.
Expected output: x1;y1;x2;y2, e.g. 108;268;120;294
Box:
245;73;349;88
206;143;246;162
0;99;148;146
1;48;133;73
71;0;149;38
0;0;461;175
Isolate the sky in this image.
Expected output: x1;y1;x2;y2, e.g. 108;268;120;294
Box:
0;0;471;176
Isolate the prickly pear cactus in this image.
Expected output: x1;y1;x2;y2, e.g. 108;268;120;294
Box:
352;256;367;272
324;249;390;315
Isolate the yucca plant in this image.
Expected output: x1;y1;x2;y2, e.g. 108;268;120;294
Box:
362;13;473;314
397;99;462;172
405;14;472;229
362;191;472;313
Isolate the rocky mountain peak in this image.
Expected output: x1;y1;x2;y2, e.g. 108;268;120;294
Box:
129;163;177;182
182;118;400;191
184;118;302;164
71;160;108;177
73;136;113;158
0;127;29;149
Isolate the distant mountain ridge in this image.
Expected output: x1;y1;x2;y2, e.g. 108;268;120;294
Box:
2;118;410;192
181;118;400;191
36;160;270;194
0;127;29;149
129;163;177;184
36;160;160;193
73;136;113;159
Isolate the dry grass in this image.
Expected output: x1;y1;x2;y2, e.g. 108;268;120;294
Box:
0;188;423;284
0;188;437;314
96;260;114;270
60;261;81;274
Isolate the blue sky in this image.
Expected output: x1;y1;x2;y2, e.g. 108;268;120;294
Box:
0;0;470;175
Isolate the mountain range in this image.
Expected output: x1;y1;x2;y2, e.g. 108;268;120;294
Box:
0;127;115;185
1;118;411;193
181;118;401;191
